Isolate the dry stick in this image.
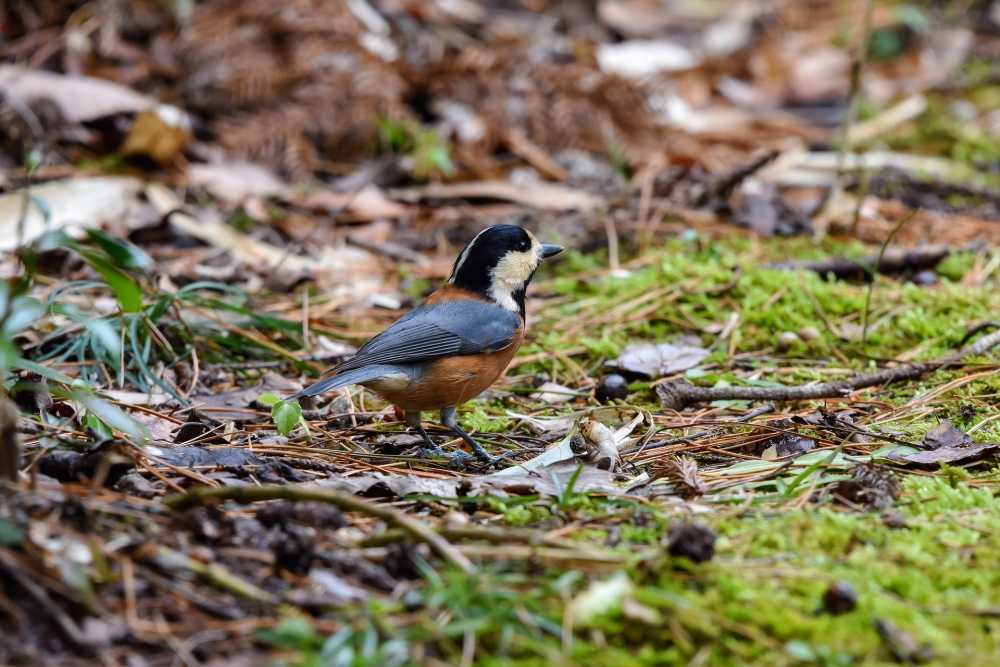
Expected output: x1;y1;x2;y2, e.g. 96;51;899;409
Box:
768;244;948;280
842;0;876;236
139;545;277;605
657;328;1000;410
861;209;917;350
362;525;577;550
163;484;475;574
622;404;774;456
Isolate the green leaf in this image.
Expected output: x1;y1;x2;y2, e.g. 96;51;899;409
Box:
34;230;144;312
257;391;281;407
80;250;143;312
84;412;114;439
0;295;44;338
84;318;122;357
12;357;76;384
84;229;153;269
34;229;76;252
257;616;320;650
62;389;150;443
272;400;302;436
52;303;122;358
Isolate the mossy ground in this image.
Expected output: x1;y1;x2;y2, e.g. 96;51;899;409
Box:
267;234;1000;666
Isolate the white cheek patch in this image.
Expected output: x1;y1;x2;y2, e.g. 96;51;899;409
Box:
489;244;540;311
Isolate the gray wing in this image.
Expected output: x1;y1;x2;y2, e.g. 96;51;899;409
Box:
333;299;521;373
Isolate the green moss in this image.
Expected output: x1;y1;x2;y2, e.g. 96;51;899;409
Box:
532;239;999;382
461;402;513;433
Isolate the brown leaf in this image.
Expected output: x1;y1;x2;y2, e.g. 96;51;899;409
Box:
651;455;707;498
391;180;602;211
897;443;998;467
294;185;408;221
921;420;972;450
121;108;192;164
188;161;288;203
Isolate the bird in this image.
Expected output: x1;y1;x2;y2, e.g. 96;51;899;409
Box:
292;224;563;465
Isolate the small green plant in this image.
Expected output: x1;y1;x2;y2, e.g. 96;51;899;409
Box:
259;392;305;436
377;116;455;180
258;615;410;667
34;228;153;312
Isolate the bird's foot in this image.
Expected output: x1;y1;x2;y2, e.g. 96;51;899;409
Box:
415;445;476;469
467;445;516;471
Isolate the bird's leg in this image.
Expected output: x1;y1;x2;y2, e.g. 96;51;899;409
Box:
440;406;511;468
405;410;435;450
406;410;472;466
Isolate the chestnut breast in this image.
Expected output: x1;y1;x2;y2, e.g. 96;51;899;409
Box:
370;329;524;412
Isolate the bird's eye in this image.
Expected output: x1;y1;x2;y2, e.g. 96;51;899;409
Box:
517;239;530;251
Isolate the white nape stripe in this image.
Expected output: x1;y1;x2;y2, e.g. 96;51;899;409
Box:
448;227;490;283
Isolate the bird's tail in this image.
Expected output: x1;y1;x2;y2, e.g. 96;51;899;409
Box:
289;365;395;401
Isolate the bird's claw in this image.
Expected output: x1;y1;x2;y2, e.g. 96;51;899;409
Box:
470;449;515;472
415;446;513;471
416;446;476;469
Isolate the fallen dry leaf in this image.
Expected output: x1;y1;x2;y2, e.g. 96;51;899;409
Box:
597;40;700;77
0;176;143;251
0;66;157;122
921;420;972;450
120;107;192;164
294;184;409;221
613;340;709;378
896;443;998;467
146;183;380;286
531;381;577;405
391;180;602;212
187;161;288;203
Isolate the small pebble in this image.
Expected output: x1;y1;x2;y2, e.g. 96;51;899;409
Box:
776;331;800;351
881;508;908;530
822;581;858;615
798;326;821;342
911;270;938;286
667;522;716;563
595;374;629;403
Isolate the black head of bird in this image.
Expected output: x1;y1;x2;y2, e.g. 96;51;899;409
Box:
293;224;563;467
448;224;564;316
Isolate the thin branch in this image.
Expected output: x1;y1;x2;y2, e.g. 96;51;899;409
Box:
138;545;277;605
862;209;917;349
769;244;947;280
163;484;475;574
657;328;1000;410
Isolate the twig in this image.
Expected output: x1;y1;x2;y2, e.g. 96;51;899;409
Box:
862;210;917;349
452;544;634;566
622;404;774;456
163;484;475;574
361;525;575;550
769;244;947;280
138;545;277;605
843;0;876;235
657;328;1000;410
844;95;927;145
957;322;1000;347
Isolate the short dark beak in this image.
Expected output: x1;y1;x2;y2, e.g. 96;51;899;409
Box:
540;243;564;259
